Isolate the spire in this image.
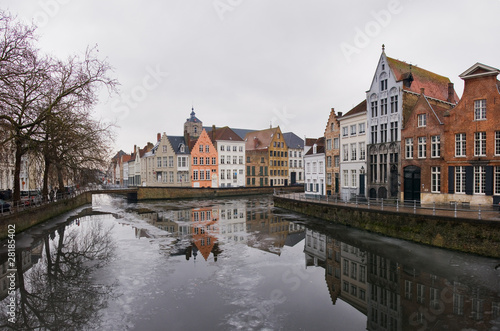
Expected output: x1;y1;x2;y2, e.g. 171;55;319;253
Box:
382;44;385;53
190;107;195;117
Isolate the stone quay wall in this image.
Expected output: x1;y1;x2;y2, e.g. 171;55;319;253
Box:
274;196;500;258
0;192;92;240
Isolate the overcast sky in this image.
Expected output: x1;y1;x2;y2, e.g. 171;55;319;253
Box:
4;1;500;154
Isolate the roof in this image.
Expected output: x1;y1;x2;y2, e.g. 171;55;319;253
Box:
304;138;317;147
386;56;459;103
186;108;201;123
341;100;367;118
203;126;256;140
305;137;325;156
166;136;190;154
244;127;279;151
283;132;304;149
206;126;244;143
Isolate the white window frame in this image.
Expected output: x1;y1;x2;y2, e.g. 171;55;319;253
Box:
474;166;485;194
455;133;466;157
405;138;413;159
431;167;440;193
474;99;486;120
474;132;486;156
455;166;466;194
417;114;427;127
418;137;426;159
431;135;440;158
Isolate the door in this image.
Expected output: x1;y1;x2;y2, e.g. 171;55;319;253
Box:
290;172;296;185
403;166;421;202
359;173;365;196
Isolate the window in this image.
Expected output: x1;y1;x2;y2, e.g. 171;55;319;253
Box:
343;144;348;161
334;156;339;168
343;170;349;187
327;139;332;150
359;123;365;134
371;125;378;144
220;145;225;151
220;156;225;164
193;170;198;181
380;98;387;115
431;167;440;193
206;170;211;180
350;125;356;135
380;123;387;143
157;157;162;168
351;170;357;187
418;137;426;158
453;293;464;315
162;145;167;153
371;101;378;117
496;132;500;155
456;133;466;157
351;143;357;161
220;170;225;180
390;122;398;142
405;138;413;159
212;157;217;165
474;99;486;120
359;142;366;161
390;95;398;113
431;135;441;158
417;284;425;304
417;114;427;127
205;145;210;153
496;166;500;195
342;127;348;137
405;280;412;300
327;156;332;168
474;132;486;156
456;166;466;193
199;145;203;152
333;138;339;149
168;156;174;167
380;79;387;91
193;157;198;165
200;170;205;180
474;166;485;194
199;157;204;165
327;173;332;185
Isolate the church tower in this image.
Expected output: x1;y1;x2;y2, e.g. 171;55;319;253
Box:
184;107;202;139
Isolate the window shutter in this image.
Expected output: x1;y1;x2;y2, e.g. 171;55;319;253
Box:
448;166;455;194
465;166;473;195
485;166;494;196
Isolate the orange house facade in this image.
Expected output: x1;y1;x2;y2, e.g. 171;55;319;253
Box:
191;129;218;188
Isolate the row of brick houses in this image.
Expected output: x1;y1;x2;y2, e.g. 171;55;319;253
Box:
109;109;305;188
304;46;500;206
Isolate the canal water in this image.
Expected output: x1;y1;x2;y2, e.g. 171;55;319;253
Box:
1;194;499;330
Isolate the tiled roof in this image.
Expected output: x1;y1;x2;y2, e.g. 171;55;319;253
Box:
283;132;304;149
386;57;459;103
304;138;317;147
342;100;367;118
167;136;190;154
305;137;325;156
206;126;244;142
203;126;256;140
244;127;278;151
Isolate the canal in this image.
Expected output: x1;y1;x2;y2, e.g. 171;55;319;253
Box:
1;194;499;330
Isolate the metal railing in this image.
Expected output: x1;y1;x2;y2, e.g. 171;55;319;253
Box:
274;191;500;221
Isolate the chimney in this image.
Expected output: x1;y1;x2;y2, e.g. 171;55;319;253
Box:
157;133;161;142
447;83;455;103
420;88;425;95
338;112;343;117
133;145;137;154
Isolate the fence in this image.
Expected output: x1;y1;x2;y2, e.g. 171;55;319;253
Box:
274;191;500;221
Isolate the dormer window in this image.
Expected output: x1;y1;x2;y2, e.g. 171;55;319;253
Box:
474;99;486;120
313;144;317;154
180;145;185;153
380;79;388;91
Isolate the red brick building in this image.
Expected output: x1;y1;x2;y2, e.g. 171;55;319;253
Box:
401;89;454;203
443;63;500;206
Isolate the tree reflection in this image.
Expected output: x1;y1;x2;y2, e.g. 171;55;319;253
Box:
0;219;116;330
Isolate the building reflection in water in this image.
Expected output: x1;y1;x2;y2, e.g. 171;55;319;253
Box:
305;227;500;331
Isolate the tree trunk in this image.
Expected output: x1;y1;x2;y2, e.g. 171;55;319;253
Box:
13;139;24;203
42;157;51;202
56;163;65;192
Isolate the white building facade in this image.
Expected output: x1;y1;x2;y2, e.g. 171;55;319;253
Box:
218;140;245;187
339;102;368;201
304;141;326;197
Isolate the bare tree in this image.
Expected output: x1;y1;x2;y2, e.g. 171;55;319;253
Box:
0;11;117;203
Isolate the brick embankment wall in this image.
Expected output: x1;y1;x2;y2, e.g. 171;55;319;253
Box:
274;196;500;258
0;192;92;240
136;186;303;201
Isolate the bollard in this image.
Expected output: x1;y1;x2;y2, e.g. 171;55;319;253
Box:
368;198;370;209
478;204;481;220
381;199;384;210
396;199;399;211
454;202;457;218
356;196;358;206
433;202;436;216
413;200;416;214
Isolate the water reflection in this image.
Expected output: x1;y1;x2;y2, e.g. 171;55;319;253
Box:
0;210;117;330
1;196;499;330
131;198;500;330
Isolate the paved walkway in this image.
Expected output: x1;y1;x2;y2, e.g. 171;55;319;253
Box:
275;193;500;222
